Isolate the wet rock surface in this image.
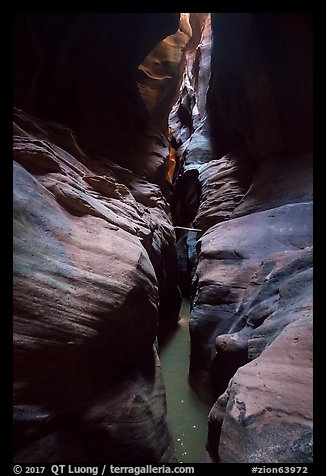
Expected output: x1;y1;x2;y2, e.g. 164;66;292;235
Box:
169;13;313;463
13;12;313;464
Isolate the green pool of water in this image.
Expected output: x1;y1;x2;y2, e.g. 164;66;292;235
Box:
159;300;210;463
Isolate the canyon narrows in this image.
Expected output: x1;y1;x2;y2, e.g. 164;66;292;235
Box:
13;13;313;464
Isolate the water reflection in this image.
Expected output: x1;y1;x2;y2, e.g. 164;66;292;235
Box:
159;300;210;463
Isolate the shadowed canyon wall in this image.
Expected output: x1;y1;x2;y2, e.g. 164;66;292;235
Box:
13;13;195;462
13;12;313;464
170;13;312;463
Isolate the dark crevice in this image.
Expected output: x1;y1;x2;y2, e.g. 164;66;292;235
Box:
13;11;313;465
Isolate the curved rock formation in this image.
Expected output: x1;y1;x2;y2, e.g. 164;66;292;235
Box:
13;11;313;464
208;313;312;463
13;108;177;462
13;13;189;463
169;12;313;463
14;14;180;164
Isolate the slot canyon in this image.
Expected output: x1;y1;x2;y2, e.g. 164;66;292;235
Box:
13;13;313;464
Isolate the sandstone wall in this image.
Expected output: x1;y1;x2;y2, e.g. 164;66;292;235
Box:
169;13;313;463
13;13;189;463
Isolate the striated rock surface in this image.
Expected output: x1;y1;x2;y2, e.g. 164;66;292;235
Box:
208;314;312;463
12;11;195;461
169;14;211;149
194;147;256;231
191;203;312;403
13;11;313;464
137;13;192;134
13;108;179;462
170;13;313;463
13;15;189;463
169;15;213;297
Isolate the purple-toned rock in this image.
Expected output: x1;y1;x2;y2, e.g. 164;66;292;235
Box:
13;109;178;462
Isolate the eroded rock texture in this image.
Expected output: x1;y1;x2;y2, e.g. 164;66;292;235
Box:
169;14;212;298
13;13;191;463
13;11;313;464
170;13;313;463
13;108;177;462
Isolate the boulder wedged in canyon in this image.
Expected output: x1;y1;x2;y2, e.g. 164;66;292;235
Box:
169;12;313;462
